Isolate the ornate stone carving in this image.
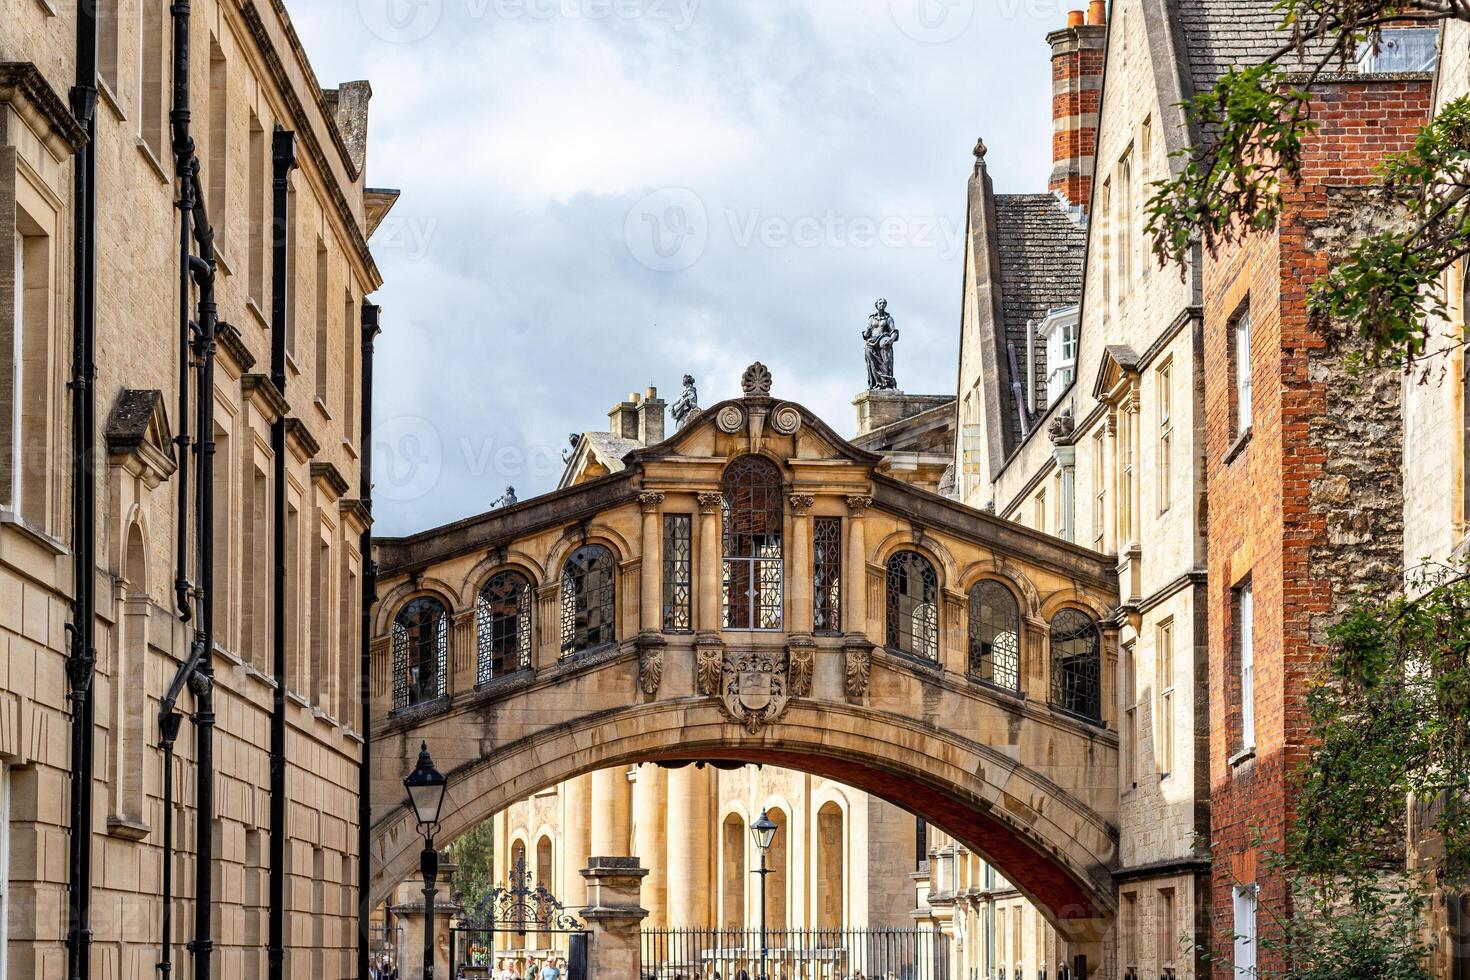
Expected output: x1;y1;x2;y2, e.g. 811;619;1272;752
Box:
787;639;815;698
770;402;801;436
697;491;724;514
720;649;791;734
637;490;665;514
845;494;874;515
844;642;872;698
741;362;773;397
1046;409;1076;446
788;493;815;516
637;635;665;696
695;642;723;695
715;404;746;433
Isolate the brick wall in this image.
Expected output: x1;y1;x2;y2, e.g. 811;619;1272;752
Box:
1202;75;1429;978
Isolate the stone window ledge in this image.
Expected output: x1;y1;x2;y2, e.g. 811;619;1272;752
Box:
1229;746;1256;769
1223;426;1253;465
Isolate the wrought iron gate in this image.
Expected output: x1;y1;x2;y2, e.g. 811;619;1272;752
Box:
449;857;588;980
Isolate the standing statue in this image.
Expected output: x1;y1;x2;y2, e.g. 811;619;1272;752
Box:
863;298;900;390
671;374;700;428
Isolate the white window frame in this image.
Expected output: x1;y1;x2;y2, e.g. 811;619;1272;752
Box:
1235;311;1253;434
1040;307;1079;406
1233;883;1257;978
1240;583;1256;751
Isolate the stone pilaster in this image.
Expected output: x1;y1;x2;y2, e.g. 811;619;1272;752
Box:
788;493;815;635
844;495;873;638
638;490;664;634
630;764;668;927
696;491;722;633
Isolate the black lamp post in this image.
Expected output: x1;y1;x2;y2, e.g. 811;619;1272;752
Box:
405;742;449;980
749;809;777;980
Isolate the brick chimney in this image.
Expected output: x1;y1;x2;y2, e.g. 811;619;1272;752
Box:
1047;3;1106;211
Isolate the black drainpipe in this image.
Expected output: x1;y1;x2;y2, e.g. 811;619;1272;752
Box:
268;125;296;980
65;3;99;979
358;303;381;979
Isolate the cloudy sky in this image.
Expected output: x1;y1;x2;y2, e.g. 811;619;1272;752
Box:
290;0;1063;535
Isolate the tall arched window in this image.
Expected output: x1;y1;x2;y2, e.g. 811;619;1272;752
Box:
476;570;532;683
560;544;616;654
886;551;939;660
1050;608;1102;720
721;456;784;630
969;580;1021;691
392;597;448;710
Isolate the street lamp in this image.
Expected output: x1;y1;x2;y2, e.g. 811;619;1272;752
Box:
750;810;777;980
405;742;448;980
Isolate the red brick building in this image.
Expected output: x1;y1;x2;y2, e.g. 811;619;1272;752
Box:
1202;73;1432;976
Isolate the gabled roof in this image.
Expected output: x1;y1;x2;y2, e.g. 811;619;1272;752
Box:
556;430;645;490
995;193;1087;437
1174;0;1294;98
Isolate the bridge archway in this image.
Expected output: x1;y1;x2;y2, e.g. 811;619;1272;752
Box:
370;692;1117;946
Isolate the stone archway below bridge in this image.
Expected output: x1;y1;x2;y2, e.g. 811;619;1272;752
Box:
370;695;1118;951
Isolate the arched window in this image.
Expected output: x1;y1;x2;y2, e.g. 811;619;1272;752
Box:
560;544;616;654
721;456;784;630
1050;608;1102;720
476;570;532;682
886;551;939;660
392;597;448;710
969;580;1021;691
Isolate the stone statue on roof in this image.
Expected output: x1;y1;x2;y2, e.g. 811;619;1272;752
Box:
864;299;900;390
671;374;700;428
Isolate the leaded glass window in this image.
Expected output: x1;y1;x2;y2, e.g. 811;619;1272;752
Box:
721;456;784;630
662;514;693;632
969;580;1021;690
560;544;616;655
476;571;532;683
1050;608;1102;720
813;516;842;635
885;551;938;660
392;597;448;710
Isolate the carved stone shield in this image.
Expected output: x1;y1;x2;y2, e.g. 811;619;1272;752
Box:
720;649;790;734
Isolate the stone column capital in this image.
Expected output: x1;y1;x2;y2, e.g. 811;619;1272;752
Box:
788;493;816;515
696;490;723;514
637;490;665;513
845;494;874;516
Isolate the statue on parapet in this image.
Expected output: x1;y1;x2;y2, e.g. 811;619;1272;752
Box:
671;374;701;428
864;299;900;390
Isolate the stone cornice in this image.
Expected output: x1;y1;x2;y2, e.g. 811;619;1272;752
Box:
311;460;350;498
240;373;289;424
214;322;257;373
0;63;87;158
284;417;320;459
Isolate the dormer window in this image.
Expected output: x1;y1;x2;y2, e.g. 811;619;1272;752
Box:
1038;305;1080;406
1356;28;1438;73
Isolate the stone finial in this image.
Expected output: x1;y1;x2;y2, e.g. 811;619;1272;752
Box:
973;137;987;175
741;362;773;398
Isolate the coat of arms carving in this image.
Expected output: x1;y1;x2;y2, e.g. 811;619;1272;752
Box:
719;649;791;734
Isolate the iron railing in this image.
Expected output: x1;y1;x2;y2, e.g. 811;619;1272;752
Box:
641;927;951;979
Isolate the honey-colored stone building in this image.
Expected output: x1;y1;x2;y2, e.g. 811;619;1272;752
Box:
1;0;389;976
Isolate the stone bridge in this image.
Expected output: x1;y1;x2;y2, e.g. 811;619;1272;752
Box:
367;365;1122;958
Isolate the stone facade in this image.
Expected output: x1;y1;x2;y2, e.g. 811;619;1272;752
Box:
369;365;1124;975
0;1;384;977
955;2;1211;976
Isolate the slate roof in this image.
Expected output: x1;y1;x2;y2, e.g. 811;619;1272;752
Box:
1174;0;1343;101
993;194;1086;447
582;431;643;472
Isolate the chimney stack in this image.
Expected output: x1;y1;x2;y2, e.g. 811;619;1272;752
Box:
1047;8;1107;211
609;393;641;441
638;386;666;445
